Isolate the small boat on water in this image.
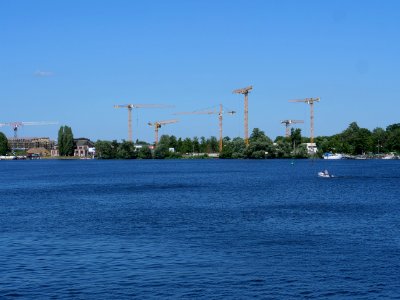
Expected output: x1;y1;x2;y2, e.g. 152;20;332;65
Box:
382;153;396;160
318;170;334;178
323;152;343;160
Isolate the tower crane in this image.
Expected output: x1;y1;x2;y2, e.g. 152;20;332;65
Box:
281;120;304;138
289;97;320;143
233;85;253;146
147;119;178;146
174;104;235;152
0;121;58;138
114;104;173;142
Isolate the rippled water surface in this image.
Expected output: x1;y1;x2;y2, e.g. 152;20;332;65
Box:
1;159;400;299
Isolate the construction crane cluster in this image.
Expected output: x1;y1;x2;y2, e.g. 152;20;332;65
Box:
0;87;319;151
113;88;321;151
113;104;173;142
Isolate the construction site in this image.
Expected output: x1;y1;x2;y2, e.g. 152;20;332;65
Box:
1;85;322;159
112;85;320;158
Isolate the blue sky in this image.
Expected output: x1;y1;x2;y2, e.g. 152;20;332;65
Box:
1;0;399;142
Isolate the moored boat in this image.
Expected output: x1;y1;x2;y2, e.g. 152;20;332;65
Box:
323;152;343;160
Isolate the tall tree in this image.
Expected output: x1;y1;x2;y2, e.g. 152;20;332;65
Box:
57;126;64;156
58;126;75;156
290;128;302;149
209;136;219;152
0;132;9;155
192;137;200;153
64;126;75;156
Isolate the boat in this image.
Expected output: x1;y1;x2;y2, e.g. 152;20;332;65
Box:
382;153;396;160
323;152;343;160
318;170;334;178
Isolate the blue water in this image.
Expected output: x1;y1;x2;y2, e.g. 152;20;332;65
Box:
1;159;399;299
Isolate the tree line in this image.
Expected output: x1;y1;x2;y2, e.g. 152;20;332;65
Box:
316;122;400;155
2;121;399;158
94;121;400;159
94;127;308;159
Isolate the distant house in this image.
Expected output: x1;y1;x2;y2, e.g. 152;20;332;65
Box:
51;145;59;157
305;143;318;154
26;147;50;157
74;138;95;158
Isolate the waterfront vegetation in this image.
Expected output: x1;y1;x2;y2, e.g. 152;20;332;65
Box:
93;122;400;159
57;126;75;156
2;122;399;159
0;132;9;155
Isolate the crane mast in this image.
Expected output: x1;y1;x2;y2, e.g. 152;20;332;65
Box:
114;104;173;142
148;119;178;146
174;104;235;152
289;97;320;143
281;120;304;137
233;85;252;146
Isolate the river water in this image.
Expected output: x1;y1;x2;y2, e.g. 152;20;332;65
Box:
0;159;399;299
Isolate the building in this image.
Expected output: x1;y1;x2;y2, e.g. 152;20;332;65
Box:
74;138;95;158
8;137;55;151
305;143;318;154
51;146;59;157
26;147;50;157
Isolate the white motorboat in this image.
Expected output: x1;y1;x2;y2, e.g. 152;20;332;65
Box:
323;152;343;160
318;170;334;178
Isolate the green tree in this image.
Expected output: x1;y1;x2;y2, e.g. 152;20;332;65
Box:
154;144;169;159
0;132;9;155
290;128;302;149
192;137;200;153
246;128;273;158
64;126;74;156
181;138;193;154
176;138;183;153
116;141;136;159
58;125;74;156
169;135;178;151
57;127;64;156
153;135;170;159
95;140;116;159
386;123;400;133
340;122;372;155
219;137;234;158
386;128;400;153
272;140;292;158
209;136;219;152
231;137;246;158
200;136;207;153
372;127;387;154
137;146;152;159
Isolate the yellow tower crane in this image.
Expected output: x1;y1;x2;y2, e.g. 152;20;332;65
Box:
289;97;320;143
147;119;178;146
114;104;173;142
281;120;304;137
233;85;253;146
174;104;235;152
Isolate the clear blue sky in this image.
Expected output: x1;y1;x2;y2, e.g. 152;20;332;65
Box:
1;0;399;142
